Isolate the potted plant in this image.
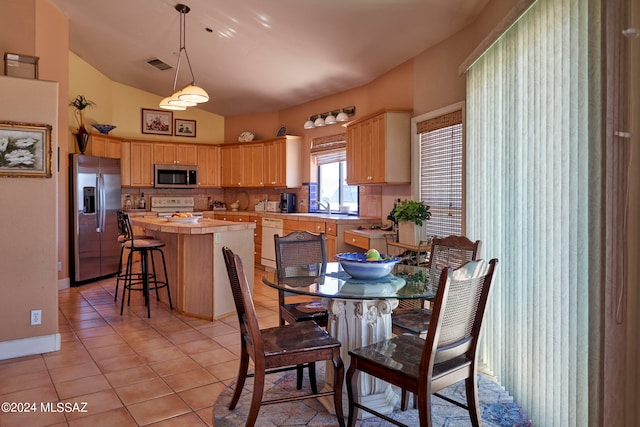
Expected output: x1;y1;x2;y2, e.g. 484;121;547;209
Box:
391;199;431;245
69;95;95;153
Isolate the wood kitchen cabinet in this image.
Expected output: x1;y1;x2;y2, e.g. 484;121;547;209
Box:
346;109;412;185
220;136;302;188
154;143;197;165
129;141;155;187
197;145;220;187
89;134;121;158
263;136;302;187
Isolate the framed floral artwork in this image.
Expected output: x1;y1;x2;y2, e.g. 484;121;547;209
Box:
0;121;52;178
141;108;172;135
175;119;196;137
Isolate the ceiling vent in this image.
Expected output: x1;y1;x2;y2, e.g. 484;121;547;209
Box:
146;58;173;71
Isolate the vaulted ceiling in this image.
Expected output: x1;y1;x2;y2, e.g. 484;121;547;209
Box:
49;0;489;117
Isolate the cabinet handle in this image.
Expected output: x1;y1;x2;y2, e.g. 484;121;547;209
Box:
352;238;357;243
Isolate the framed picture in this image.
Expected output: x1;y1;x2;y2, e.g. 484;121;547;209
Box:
174;119;196;137
0;121;52;178
141;108;172;135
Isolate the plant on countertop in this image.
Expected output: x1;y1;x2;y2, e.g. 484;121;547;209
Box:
390;199;431;226
69;95;95;132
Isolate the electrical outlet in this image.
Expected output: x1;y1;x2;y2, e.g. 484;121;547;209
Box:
215;232;221;244
58;261;62;271
31;309;42;325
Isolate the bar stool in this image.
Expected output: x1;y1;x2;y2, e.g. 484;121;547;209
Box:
119;213;172;318
115;210;154;301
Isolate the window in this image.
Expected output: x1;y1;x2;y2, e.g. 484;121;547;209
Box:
311;134;359;214
317;161;358;213
416;109;463;237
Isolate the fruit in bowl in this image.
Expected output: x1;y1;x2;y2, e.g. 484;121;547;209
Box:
171;212;192;218
335;252;401;280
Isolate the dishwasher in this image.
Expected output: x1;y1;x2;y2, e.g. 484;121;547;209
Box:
261;217;283;269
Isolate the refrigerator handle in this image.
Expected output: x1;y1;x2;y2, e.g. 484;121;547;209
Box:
97;174;106;232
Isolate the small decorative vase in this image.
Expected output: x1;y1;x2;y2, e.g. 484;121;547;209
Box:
74;127;89;154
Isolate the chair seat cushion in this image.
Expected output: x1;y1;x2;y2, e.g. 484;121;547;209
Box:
391;308;432;334
348;334;471;382
260;321;340;358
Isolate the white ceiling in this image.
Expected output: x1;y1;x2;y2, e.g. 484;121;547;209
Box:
49;0;489;117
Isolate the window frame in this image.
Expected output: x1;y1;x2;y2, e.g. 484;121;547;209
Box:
411;101;466;236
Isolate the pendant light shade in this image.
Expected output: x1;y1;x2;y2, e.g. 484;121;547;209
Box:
336;110;350;122
324;112;337;125
159;4;209;110
159;96;186;110
314;116;326;127
178;84;209;103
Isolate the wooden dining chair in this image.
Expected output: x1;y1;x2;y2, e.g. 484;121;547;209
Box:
391;235;481;337
346;258;498;427
221;247;345;427
274;231;329;328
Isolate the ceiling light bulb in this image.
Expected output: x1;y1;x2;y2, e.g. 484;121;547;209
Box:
159;96;187;110
304;118;315;129
314;116;326;127
178;84;209;103
324;113;337;125
336;111;349;122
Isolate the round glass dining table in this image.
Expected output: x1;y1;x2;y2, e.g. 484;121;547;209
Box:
262;261;439;418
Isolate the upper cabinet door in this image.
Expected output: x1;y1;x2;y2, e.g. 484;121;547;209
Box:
197;145;220;188
346;110;411;185
154;143;197;165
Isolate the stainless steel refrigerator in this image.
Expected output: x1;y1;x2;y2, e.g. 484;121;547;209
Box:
69;154;122;286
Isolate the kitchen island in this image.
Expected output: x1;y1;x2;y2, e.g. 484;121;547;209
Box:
130;216;255;320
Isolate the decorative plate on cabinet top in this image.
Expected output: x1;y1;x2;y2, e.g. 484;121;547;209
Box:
276;126;286;137
238;131;254;142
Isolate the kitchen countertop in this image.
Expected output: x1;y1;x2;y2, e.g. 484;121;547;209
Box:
130;216;255;235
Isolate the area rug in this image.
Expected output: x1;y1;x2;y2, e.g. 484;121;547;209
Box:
213;366;531;426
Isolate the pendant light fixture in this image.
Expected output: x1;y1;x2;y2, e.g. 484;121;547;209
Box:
160;4;209;110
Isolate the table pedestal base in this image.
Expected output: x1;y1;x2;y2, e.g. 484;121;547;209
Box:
319;298;400;419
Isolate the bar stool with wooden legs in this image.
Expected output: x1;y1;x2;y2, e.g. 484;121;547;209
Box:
119;213;172;318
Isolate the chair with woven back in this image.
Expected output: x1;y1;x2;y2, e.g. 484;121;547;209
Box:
221;246;345;427
391;235;481;337
274;231;329;328
346;258;499;427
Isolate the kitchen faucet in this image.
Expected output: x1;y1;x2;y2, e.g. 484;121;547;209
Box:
311;200;330;215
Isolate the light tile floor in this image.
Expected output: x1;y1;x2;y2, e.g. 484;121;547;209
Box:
0;268;281;427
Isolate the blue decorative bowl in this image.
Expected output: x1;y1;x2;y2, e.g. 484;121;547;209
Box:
335;252;401;280
92;124;116;134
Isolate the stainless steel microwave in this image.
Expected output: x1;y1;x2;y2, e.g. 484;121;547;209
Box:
154;164;198;188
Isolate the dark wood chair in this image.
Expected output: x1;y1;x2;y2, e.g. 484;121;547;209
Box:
274;231;329;328
221;246;345;427
391;235;481;337
346;258;499;427
114;209;154;301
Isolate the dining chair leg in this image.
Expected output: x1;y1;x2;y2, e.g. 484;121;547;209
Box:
247;366;266;427
308;362;318;394
465;374;481;427
345;360;358;427
229;350;250;410
417;389;433;427
332;354;345;427
296;365;304;390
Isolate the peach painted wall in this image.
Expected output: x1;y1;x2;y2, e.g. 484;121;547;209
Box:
0;77;59;348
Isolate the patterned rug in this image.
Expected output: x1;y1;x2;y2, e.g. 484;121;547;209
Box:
213;366;531;426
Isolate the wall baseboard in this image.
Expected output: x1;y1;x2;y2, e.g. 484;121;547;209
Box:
0;334;61;360
58;277;70;291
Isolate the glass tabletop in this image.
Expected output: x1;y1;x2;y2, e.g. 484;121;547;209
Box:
262;262;439;300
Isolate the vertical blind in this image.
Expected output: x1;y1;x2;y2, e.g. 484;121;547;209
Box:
465;0;598;425
417;110;463;238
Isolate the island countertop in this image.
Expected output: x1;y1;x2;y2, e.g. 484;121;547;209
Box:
130;216;256;235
